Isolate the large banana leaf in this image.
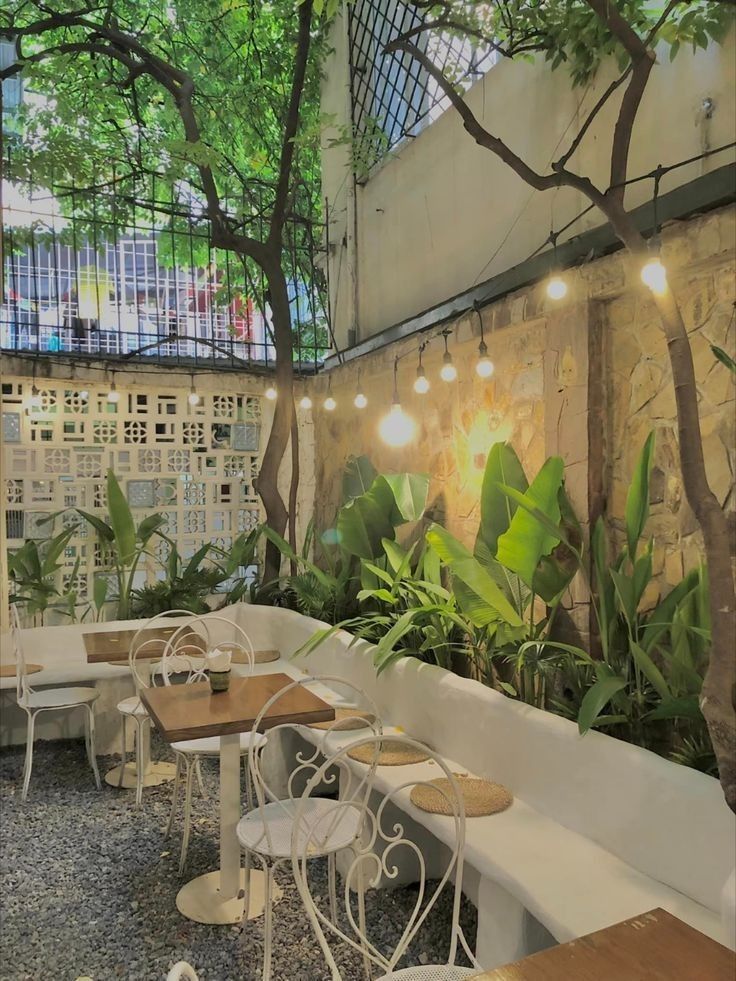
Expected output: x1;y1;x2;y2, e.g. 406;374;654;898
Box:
530;486;582;603
495;457;564;590
578;675;628;734
382;472;430;524
426;524;524;627
106;469;136;564
625;431;655;561
475;442;528;558
342;455;377;504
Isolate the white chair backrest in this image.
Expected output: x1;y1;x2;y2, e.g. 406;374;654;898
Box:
292;733;467;980
10;605;32;703
247;675;383;857
160;614;255;686
128;610;199;692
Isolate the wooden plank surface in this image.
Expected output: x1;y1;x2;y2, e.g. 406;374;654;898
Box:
140;672;334;742
471;909;735;980
83;628;279;665
0;663;42;678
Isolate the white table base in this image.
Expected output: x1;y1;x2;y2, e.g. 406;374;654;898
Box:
175;731;282;924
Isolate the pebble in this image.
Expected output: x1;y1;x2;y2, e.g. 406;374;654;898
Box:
1;736;477;979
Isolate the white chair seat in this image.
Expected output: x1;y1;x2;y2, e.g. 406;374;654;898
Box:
378;968;476;980
23;686;99;710
237;796;360;859
172;732;267;755
117;695;149;717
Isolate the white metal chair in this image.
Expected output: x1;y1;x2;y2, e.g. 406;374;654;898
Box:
238;675;383;981
160;614;267;874
116;609;198;808
292;733;480;981
10;605;101;801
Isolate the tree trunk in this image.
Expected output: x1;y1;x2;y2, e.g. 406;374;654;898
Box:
605;203;736;812
258;259;295;583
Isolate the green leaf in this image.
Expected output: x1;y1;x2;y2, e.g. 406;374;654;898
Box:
625;431;655;560
76;509;114;542
646;696;702;722
578;677;628;735
106;470;137;564
495;457;565;589
93;576;108;612
337;479;396;558
381;472;430;524
137;512;166;544
342;455;378;503
640;567;699;652
711;345;736;374
475;442;528;557
630;641;670;700
427;525;524;627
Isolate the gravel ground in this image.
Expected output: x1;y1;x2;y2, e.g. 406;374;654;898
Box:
0;736;476;981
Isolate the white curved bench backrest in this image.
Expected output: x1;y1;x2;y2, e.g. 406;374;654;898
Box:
228;603;736;916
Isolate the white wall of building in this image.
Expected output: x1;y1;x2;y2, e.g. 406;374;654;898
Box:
322;16;736;347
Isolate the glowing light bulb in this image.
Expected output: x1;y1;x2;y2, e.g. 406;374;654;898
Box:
641;257;667;296
30;385;42;408
547;276;568;300
299;395;313;410
107;384;120;403
264;386;277;401
440;359;457;383
476;356;494;378
379;402;416;447
188;390;200;406
354;392;367;409
324;396;337;411
79;390;89;401
414;374;430;394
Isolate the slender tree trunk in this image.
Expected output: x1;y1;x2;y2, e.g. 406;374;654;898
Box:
258;260;295;582
605;202;736;811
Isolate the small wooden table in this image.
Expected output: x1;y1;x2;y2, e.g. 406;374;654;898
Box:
141;672;334;925
471;908;735;980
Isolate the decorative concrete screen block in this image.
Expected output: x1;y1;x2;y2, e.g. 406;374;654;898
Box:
2;376;264;606
2;411;21;443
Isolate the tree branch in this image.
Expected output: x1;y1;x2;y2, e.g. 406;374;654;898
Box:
269;0;314;244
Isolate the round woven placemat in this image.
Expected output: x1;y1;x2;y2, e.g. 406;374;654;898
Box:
348;743;430;766
309;708;376;731
410;774;513;817
0;663;42;678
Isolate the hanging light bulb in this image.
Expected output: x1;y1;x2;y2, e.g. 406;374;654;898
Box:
354;370;367;408
641;253;668;295
107;372;120;403
79;389;89;401
264;385;277;401
299;394;313;410
413;345;430;394
379;359;415;447
439;330;457;382
641;170;668;296
323;376;336;411
546;276;568;300
30;384;42;409
188;375;200;406
473;302;494;378
546;232;568;300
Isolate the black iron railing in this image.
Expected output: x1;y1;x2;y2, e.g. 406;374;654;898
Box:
1;170;330;372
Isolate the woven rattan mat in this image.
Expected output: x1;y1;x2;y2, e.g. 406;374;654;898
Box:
410;774;513;817
309;708;376;731
348;743;430;766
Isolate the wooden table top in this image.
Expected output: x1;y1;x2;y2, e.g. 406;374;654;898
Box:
83;627;278;665
140;672;335;742
471;909;735;980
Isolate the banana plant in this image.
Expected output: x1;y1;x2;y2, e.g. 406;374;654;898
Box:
71;469;166;619
426;443;582;700
8;523;79;624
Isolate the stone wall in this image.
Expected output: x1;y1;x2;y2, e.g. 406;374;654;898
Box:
310;204;736;610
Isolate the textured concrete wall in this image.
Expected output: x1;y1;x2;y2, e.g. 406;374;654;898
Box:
309;205;736;606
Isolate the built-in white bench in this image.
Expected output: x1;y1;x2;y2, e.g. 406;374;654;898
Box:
223;603;736;968
3;604;735;969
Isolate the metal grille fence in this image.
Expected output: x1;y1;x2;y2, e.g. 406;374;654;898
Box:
1;171;330;372
348;0;497;168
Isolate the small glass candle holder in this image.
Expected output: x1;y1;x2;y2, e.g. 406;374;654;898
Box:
209;669;231;693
